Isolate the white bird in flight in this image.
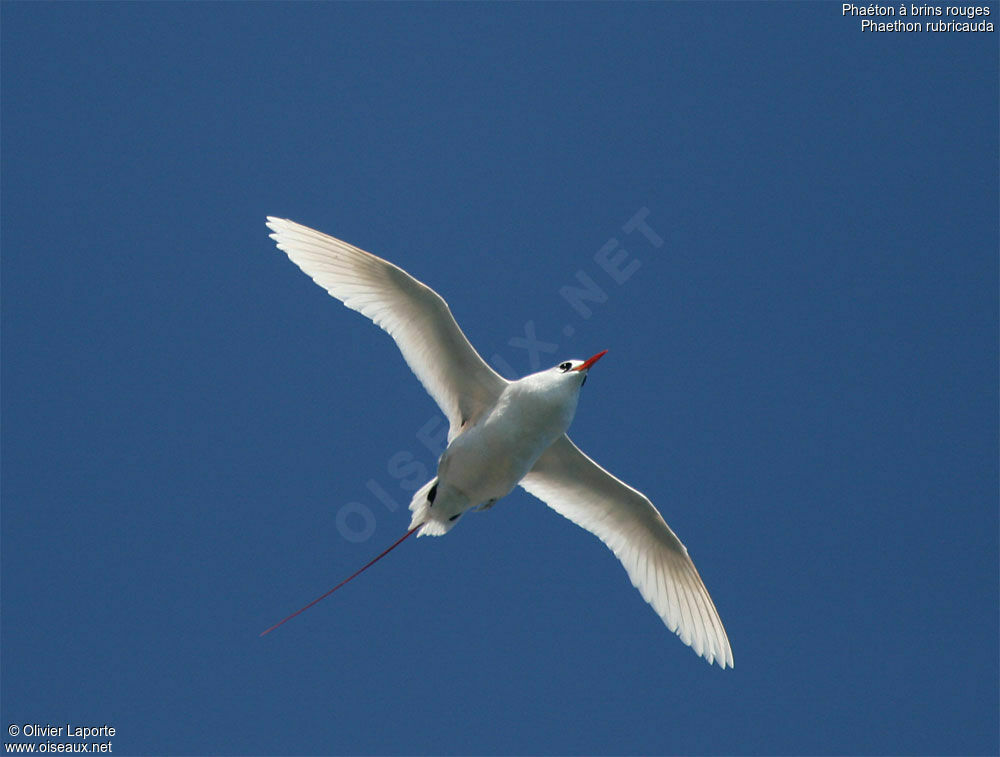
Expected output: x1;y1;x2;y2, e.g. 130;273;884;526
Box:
262;217;733;668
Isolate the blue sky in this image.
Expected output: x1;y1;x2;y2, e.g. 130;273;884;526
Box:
2;2;997;755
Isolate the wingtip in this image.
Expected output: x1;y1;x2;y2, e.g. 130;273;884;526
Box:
266;216;298;244
706;634;734;669
715;647;735;669
267;216;302;232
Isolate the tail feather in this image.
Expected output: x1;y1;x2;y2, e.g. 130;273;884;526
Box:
408;477;465;536
259;524;419;636
408;477;438;535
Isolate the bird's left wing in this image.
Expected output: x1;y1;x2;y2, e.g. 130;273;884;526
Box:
520;435;733;668
267;218;507;437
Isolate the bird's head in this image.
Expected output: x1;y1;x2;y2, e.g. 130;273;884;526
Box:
549;349;608;388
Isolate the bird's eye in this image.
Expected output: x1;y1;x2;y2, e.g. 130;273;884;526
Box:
559;362;572;372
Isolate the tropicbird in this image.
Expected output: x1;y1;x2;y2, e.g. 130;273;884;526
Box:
262;217;733;668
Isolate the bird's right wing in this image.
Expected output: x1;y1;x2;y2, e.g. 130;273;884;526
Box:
267;218;507;437
520;435;733;668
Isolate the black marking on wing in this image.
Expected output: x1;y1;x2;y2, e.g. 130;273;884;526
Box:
448;513;461;522
427;482;438;505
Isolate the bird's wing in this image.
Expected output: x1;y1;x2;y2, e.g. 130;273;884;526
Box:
520;434;733;668
267;217;507;437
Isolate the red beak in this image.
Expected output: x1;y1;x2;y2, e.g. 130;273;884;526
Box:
572;349;608;372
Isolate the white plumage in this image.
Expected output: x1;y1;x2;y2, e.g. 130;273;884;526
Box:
266;217;733;668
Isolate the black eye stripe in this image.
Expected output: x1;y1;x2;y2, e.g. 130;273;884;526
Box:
559;362;572;372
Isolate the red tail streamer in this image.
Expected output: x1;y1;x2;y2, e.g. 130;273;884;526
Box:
260;525;420;637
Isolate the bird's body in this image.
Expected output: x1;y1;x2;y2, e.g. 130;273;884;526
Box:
265;217;734;668
411;361;584;536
